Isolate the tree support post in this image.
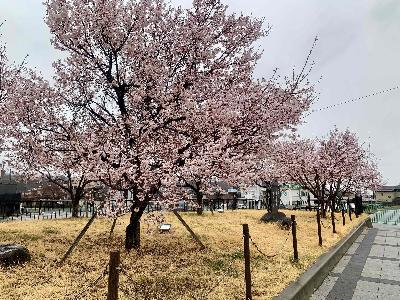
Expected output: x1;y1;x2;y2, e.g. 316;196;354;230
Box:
109;217;118;237
173;210;205;250
59;212;97;265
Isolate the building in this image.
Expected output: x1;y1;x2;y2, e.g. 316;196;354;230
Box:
0;169;22;217
374;185;400;203
280;183;313;208
239;185;264;209
239;183;314;209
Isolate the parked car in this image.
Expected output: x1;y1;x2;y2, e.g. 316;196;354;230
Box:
237;203;247;209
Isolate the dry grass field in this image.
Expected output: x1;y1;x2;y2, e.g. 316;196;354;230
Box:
0;209;366;300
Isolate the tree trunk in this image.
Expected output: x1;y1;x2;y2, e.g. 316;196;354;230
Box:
125;202;147;250
320;184;327;218
330;207;336;234
330;196;337;233
196;193;203;215
267;188;273;213
125;217;140;250
317;208;322;246
71;197;80;218
321;199;327;218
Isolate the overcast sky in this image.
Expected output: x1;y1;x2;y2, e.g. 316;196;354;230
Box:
1;0;399;184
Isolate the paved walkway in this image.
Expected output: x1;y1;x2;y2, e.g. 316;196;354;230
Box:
311;224;400;300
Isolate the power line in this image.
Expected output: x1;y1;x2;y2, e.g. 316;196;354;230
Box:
304;85;399;117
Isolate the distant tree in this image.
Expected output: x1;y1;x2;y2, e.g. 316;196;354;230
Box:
173;40;317;215
245;150;289;222
0;32;94;217
274;129;382;233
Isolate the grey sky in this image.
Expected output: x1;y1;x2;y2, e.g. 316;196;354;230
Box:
0;0;399;184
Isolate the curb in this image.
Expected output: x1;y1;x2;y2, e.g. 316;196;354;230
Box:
273;216;371;300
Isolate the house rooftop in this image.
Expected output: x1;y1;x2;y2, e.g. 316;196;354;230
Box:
374;185;400;192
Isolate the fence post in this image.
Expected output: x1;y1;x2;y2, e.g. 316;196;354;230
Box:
291;215;298;261
107;250;120;300
342;209;345;226
317;208;322;246
242;224;252;300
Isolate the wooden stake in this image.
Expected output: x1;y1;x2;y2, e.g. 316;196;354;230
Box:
107;250;120;300
173;210;205;250
243;224;252;300
291;215;298;261
59;212;97;265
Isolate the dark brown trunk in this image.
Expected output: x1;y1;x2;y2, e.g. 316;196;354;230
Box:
71;196;80;218
125;201;147;250
347;199;352;221
321;200;327;218
330;195;337;233
307;194;312;211
196;193;203;215
125;218;140;250
267;188;273;213
320;185;327;218
317;208;322;246
330;209;336;233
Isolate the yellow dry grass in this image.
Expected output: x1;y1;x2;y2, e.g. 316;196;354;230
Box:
0;210;366;300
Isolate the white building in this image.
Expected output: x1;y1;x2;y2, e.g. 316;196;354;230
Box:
239;185;264;209
280;183;312;208
239;183;314;209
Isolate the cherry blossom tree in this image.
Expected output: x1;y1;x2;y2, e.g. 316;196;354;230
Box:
0;25;100;218
0;66;97;217
245;154;285;220
0;29;5;103
173;41;317;214
40;0;318;249
0;0;316;250
0;24;14;113
273;129;381;233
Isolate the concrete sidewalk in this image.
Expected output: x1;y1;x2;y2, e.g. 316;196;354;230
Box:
311;224;400;300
